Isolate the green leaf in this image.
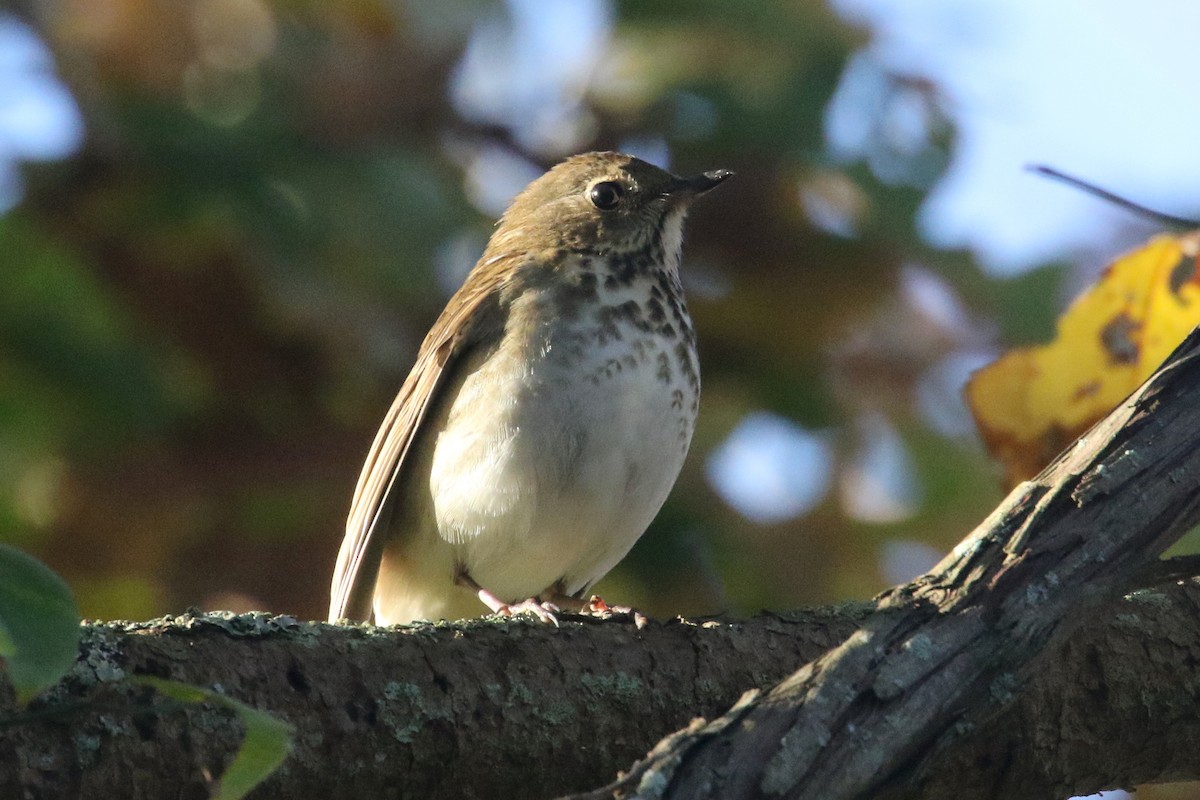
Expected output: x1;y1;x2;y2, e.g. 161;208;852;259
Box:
214;702;292;800
0;544;80;704
138;676;293;799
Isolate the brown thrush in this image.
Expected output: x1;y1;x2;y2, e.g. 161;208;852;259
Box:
328;151;731;625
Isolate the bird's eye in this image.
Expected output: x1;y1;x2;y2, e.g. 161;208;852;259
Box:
588;181;624;210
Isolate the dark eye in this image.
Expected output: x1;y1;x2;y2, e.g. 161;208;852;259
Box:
588;181;624;210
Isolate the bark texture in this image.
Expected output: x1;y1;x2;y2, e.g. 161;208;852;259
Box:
0;583;1198;799
0;607;860;800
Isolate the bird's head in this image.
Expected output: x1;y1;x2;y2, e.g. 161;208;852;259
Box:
486;151;732;262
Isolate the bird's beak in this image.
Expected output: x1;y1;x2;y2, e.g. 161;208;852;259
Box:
665;169;734;203
686;169;735;194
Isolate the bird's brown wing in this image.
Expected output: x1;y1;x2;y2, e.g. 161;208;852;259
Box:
327;256;513;622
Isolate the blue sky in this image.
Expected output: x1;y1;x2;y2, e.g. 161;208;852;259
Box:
0;14;82;212
833;0;1200;274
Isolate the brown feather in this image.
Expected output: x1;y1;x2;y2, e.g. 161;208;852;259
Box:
327;255;514;621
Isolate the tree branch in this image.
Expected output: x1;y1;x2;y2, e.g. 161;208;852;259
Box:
0;580;1199;799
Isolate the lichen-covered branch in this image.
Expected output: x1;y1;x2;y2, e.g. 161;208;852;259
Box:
0;606;861;800
2;581;1200;799
577;330;1200;800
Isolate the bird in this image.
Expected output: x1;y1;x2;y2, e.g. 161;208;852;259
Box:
328;151;731;626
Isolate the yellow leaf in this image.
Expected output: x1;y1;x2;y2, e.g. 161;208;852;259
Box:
967;230;1200;485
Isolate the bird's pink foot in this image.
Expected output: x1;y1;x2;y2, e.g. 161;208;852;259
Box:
585;595;648;629
494;597;560;626
456;571;560;626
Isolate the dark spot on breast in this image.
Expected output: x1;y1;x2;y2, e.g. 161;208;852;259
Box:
594;357;627;381
647;298;665;323
675;340;699;390
624;463;640;493
658;352;673;383
633;338;655;359
555;270;601;317
605;253;640;287
598;300;648;334
596;322;621;344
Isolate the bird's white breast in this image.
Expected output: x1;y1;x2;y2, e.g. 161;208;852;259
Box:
426;259;698;603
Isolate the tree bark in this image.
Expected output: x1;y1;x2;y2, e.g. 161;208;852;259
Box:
5;339;1200;800
1;583;1200;800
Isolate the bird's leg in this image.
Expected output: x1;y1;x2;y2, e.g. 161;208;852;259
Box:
541;582;648;629
538;581;589;613
454;570;559;626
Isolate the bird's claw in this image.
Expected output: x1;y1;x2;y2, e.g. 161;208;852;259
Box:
585;595;648;629
497;598;560;627
461;574;561;626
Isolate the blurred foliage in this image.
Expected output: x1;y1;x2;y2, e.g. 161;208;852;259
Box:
0;543;80;704
0;0;1039;624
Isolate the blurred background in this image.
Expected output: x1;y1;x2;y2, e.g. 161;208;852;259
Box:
1;0;1199;655
4;1;1200;795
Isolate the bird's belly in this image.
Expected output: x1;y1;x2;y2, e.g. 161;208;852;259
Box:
427;330;697;602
